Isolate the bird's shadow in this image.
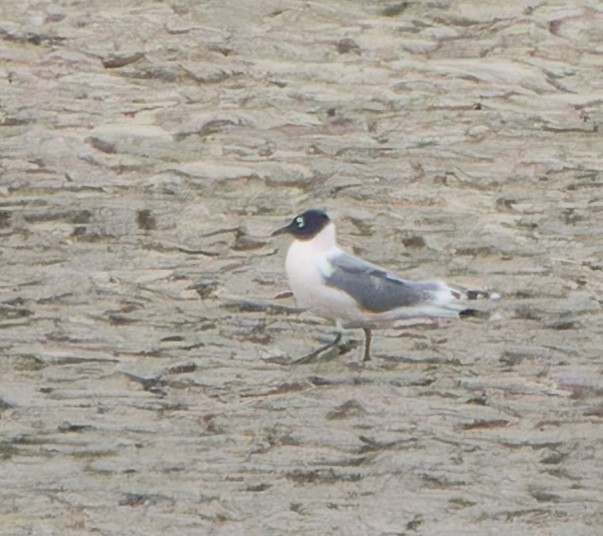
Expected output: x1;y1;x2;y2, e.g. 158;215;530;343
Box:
291;332;359;364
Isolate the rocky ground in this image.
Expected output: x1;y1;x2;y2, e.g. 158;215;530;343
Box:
1;1;603;534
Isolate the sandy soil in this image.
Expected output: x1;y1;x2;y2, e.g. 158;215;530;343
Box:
1;1;603;534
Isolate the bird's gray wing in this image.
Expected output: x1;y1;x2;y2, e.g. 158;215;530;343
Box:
324;252;444;313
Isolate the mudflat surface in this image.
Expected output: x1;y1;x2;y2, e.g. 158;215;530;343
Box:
1;1;603;535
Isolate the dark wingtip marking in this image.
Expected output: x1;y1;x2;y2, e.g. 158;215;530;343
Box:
460;308;490;319
467;290;491;300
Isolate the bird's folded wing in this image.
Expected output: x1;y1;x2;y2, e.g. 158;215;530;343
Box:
324;253;447;314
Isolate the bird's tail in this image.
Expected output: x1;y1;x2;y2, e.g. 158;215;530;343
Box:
436;284;500;318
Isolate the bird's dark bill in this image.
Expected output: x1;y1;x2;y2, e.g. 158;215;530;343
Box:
271;223;292;236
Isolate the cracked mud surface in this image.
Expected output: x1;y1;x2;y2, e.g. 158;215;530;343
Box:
1;1;603;534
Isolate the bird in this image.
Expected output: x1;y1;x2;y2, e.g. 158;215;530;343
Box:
272;209;495;362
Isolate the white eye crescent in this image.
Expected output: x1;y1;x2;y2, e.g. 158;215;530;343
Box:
295;217;305;228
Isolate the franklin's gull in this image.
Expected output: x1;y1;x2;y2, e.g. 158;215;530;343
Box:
272;209;494;362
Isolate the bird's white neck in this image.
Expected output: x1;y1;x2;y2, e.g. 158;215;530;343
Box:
285;221;339;282
302;221;338;253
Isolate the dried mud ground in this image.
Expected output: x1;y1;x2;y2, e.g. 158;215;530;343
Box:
1;1;603;535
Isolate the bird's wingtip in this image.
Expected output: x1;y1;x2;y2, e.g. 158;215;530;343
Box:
465;289;501;301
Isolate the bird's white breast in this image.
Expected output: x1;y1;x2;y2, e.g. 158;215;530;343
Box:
284;226;364;325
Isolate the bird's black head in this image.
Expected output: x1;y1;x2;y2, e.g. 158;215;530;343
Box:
272;209;331;240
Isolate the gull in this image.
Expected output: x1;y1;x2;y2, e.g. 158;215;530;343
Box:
272;209;495;362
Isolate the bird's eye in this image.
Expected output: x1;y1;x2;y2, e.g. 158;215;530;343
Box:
295;216;305;228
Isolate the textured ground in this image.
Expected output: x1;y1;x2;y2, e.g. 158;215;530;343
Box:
1;1;603;535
